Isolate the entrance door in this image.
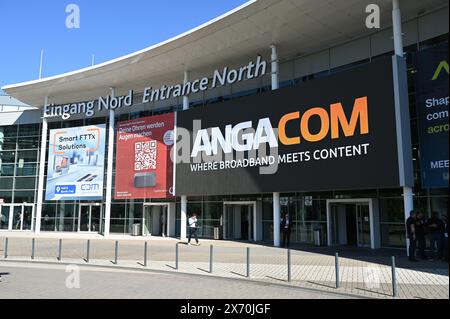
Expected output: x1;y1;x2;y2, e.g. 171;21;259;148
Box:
143;204;168;236
356;204;371;247
223;202;255;241
78;204;102;232
22;205;33;230
345;204;357;246
90;205;101;233
12;206;23;230
328;201;371;248
0;204;34;231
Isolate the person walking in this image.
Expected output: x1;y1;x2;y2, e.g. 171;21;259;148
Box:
187;213;200;246
281;212;291;248
427;212;445;260
406;210;418;262
415;212;428;260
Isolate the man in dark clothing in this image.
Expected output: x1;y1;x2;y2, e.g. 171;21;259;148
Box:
427;212;445;260
415;212;428;260
406;210;418;262
281;212;291;248
443;215;448;262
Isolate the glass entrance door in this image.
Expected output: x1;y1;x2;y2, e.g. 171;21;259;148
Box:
79;205;90;231
0;204;34;231
161;206;167;237
12;206;22;230
224;204;235;239
22;205;33;230
78;204;102;232
143;205;151;236
90;205;101;232
328;201;371;248
143;204;168;236
223;203;254;241
356;204;371;247
329;203;339;245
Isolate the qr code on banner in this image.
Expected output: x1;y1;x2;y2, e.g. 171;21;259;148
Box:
134;141;157;171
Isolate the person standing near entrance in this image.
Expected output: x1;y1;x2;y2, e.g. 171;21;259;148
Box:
427;212;445;260
415;212;428;260
443;215;448;262
281;212;291;248
187;213;200;246
160;212;167;237
406;210;418;262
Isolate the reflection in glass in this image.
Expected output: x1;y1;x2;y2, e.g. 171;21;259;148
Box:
91;206;101;232
22;206;33;230
12;206;22;230
79;206;90;232
0;206;10;229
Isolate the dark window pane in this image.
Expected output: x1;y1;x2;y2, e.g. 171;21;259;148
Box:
15;163;38;176
15;177;37;189
0;126;18;138
0;191;12;203
18;123;40;136
13;190;35;203
0;164;14;176
381;224;406;248
0;138;17;150
111;204;126;218
16;150;38;162
0;177;13;190
41;204;57;231
202;201;222;219
380;198;404;223
0;150;15;163
17;136;39;149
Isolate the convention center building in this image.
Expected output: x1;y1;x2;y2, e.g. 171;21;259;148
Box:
1;0;448;250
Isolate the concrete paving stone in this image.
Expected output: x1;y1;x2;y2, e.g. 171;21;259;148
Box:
0;234;448;299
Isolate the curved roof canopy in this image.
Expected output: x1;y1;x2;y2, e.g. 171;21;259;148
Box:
2;0;446;107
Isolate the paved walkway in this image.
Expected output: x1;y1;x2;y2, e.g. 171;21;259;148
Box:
0;234;448;299
0;262;355;299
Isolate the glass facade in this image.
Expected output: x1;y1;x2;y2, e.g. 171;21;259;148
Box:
0;124;40;204
0;32;448;249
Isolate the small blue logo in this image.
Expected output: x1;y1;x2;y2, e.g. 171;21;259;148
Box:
55;185;76;194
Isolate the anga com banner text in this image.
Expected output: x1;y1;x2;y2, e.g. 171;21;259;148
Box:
175;57;401;196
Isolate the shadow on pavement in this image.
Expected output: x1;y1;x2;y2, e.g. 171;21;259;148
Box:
354;287;394;298
248;241;449;275
265;275;287;283
230;271;246;278
307;281;337;290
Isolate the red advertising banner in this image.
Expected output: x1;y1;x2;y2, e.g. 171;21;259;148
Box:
115;113;175;199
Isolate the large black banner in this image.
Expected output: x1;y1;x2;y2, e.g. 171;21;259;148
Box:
175;57;400;196
413;43;449;189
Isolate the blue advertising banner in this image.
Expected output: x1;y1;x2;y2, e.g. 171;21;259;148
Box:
414;43;449;188
45;124;106;200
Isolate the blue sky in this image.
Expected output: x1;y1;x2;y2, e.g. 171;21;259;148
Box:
0;0;248;89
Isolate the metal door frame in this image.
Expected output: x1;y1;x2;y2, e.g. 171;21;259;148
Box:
326;199;374;249
356;203;371;248
142;202;170;237
78;203;103;233
223;201;257;241
0;204;34;231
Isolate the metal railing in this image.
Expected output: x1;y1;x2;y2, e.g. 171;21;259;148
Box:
0;237;432;299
